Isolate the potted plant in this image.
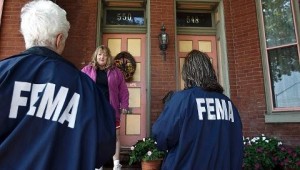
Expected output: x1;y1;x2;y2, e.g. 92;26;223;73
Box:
129;137;166;170
243;134;300;170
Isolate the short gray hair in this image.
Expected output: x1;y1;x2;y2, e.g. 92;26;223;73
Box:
20;0;70;50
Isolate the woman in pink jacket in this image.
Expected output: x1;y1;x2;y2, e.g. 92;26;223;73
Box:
82;45;129;170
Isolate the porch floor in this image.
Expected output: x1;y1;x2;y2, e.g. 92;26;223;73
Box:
102;147;141;170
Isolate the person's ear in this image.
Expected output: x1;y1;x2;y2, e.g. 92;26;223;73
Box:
55;33;65;54
56;33;63;48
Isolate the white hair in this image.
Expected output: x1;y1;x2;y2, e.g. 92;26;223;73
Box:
20;0;70;50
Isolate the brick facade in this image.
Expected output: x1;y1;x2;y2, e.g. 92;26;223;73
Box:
150;0;177;125
223;0;300;145
0;1;25;57
0;0;299;146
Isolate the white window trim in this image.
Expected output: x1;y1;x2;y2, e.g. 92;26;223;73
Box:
256;0;300;123
265;112;300;123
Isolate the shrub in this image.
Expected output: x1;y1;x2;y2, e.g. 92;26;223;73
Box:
243;134;300;170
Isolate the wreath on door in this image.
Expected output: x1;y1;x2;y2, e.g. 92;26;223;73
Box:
114;51;136;82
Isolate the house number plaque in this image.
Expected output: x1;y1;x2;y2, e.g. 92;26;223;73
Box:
106;10;145;26
176;12;212;27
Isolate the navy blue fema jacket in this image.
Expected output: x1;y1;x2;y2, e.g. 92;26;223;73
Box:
0;47;116;170
152;87;243;170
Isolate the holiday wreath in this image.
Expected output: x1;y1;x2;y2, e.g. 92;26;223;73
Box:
114;51;136;82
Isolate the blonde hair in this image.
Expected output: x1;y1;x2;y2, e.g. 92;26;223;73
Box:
91;45;114;69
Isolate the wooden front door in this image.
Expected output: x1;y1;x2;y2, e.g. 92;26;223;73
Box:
177;35;217;89
103;34;147;147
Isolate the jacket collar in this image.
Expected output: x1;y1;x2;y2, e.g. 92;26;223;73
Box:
22;46;77;69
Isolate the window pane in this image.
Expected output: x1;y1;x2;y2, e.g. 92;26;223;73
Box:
268;46;300;107
262;0;296;47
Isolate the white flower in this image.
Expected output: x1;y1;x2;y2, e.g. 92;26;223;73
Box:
147;151;152;156
143;138;145;142
262;137;266;141
131;146;135;150
262;134;265;136
278;142;282;146
155;142;157;144
265;139;269;143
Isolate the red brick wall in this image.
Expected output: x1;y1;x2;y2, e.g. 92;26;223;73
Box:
223;0;300;145
0;1;26;59
150;0;177;125
57;0;98;69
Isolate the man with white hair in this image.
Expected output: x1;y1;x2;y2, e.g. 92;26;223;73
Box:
0;1;116;169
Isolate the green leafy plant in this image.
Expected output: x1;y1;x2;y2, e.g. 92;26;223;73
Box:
129;137;166;165
274;144;300;169
243;134;300;170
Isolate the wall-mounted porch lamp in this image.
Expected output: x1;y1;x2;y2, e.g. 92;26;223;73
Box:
158;23;169;61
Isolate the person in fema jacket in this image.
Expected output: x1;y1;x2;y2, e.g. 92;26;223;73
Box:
81;45;129;170
152;50;243;170
0;1;116;170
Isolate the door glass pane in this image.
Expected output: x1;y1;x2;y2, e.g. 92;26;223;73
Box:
126;115;141;135
128;39;141;56
179;40;193;52
176;12;212;27
180;58;185;89
108;39;122;56
268;45;300;107
262;0;296;47
128;88;141;107
132;63;141;81
198;41;212;52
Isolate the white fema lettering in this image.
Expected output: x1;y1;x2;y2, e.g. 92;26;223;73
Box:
196;98;234;122
9;81;80;128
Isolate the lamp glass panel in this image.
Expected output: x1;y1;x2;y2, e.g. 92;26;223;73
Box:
162;34;167;44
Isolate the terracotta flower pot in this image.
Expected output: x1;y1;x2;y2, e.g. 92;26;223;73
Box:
141;159;162;170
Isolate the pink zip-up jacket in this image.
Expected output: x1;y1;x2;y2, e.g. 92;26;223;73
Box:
81;64;129;121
